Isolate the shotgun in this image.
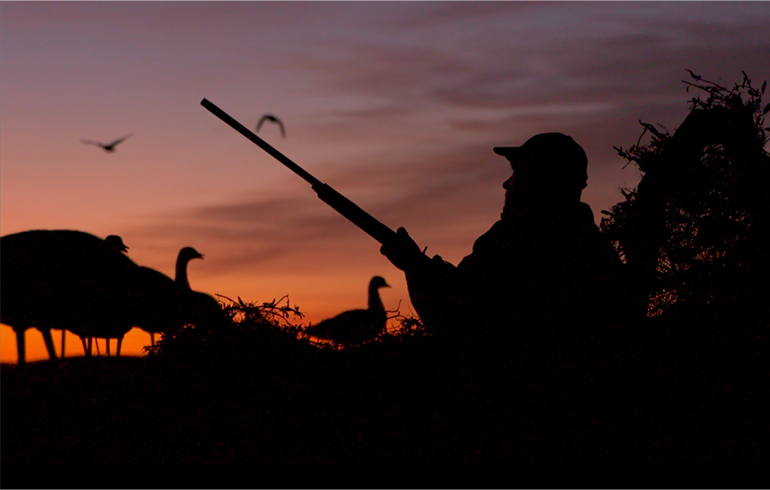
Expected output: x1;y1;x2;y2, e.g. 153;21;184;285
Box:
201;98;398;245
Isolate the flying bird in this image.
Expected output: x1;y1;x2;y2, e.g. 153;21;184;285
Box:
256;114;285;138
81;134;132;152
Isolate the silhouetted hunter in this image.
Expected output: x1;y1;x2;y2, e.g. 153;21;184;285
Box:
381;133;623;338
201;102;623;339
81;134;132;152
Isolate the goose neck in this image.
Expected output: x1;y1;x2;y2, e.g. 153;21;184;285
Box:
368;286;384;312
175;255;191;289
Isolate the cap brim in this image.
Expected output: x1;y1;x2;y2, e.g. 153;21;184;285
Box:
493;146;521;157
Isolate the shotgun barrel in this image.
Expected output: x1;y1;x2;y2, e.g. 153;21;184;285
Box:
201;98;398;245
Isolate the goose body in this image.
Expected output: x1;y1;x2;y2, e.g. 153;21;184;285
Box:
1;230;222;363
137;246;220;345
306;276;390;345
0;230;138;364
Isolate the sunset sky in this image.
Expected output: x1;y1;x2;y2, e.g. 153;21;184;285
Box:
2;1;769;363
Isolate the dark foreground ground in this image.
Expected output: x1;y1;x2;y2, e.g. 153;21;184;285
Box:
1;314;768;482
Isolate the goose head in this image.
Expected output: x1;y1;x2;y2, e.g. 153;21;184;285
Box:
176;247;205;289
179;247;204;262
370;276;390;290
104;235;129;253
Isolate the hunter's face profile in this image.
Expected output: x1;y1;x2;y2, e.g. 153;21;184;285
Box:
496;132;588;211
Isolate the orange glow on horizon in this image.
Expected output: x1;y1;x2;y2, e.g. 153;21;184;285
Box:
1;325;152;364
0;271;407;364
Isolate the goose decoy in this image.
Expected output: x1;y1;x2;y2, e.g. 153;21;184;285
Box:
175;247;204;290
62;234;130;358
305;276;390;345
0;230;138;364
0;230;222;364
137;246;206;346
256;114;285;138
85;246;221;356
104;235;129;253
81;134;132;152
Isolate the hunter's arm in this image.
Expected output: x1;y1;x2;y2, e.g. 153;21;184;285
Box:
381;227;461;330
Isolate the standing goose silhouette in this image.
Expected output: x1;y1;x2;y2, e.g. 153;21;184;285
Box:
171;246;224;335
139;246;205;346
81;134;132;152
0;230;137;364
91;247;222;357
64;235;130;358
305;276;390;345
256;114;285;138
175;247;204;289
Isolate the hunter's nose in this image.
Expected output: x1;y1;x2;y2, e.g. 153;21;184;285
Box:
503;174;515;190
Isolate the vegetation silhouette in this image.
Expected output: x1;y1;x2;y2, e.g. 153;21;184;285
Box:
2;71;768;465
603;70;770;323
599;70;770;460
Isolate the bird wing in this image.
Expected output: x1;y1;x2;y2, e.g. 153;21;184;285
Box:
256;114;285;137
277;119;286;138
256;115;270;132
81;139;103;147
107;134;132;147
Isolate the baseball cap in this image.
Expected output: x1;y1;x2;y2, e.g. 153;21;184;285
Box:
494;132;588;189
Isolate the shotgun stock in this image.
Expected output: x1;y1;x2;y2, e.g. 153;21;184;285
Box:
201;98;398;245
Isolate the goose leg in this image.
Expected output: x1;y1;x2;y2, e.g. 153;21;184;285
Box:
150;332;155;346
41;329;58;361
106;338;111;357
61;329;66;359
80;336;91;357
95;338;101;356
116;337;123;358
15;328;26;366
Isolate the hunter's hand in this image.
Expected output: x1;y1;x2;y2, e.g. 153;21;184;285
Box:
381;227;428;272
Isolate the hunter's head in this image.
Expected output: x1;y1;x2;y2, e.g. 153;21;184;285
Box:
495;132;588;211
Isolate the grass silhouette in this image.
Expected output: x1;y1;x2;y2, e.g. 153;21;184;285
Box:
3;287;764;465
